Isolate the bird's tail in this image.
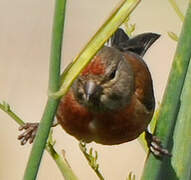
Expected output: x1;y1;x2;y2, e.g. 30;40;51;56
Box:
110;28;160;57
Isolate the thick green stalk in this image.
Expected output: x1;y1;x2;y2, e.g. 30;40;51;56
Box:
23;0;67;179
51;0;141;98
171;58;191;180
141;1;191;179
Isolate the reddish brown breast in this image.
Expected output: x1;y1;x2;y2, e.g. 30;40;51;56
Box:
57;92;153;145
56;91;94;142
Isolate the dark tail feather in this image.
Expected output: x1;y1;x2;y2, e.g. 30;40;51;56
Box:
111;29;160;57
120;33;160;57
110;28;129;47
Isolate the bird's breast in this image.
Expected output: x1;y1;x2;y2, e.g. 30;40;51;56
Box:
56;91;153;145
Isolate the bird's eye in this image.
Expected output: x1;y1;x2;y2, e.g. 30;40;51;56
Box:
108;69;117;79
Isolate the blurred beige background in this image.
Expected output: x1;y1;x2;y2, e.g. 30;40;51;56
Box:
0;0;187;179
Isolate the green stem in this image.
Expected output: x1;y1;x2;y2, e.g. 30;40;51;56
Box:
46;131;78;180
79;142;104;180
171;58;191;180
51;0;141;98
168;0;184;22
142;1;191;180
0;101;78;180
0;102;24;126
23;100;60;180
46;145;78;180
23;0;67;179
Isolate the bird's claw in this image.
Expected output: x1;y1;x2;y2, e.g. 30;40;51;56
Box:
18;123;39;145
145;130;171;157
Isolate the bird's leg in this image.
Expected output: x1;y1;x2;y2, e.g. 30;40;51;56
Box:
18;119;58;145
145;129;171;157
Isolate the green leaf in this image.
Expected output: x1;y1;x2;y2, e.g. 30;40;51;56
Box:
171;58;191;180
142;1;191;179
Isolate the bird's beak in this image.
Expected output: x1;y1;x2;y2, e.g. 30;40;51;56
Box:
84;80;102;102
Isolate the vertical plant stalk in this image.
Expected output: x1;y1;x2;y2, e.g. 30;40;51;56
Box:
51;0;141;98
141;1;191;180
23;0;67;179
171;58;191;180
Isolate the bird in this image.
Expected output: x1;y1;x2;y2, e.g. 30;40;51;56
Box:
18;28;170;156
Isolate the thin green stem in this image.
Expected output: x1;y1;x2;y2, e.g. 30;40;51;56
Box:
50;0;141;99
46;144;78;180
46;130;78;180
0;102;24;126
79;142;104;180
168;0;184;22
0;101;78;179
142;1;191;179
23;0;67;179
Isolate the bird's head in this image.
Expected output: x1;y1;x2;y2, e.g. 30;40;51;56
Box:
72;46;134;112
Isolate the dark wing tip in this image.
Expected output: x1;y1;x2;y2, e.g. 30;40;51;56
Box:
110;28;129;48
120;32;161;57
110;29;161;57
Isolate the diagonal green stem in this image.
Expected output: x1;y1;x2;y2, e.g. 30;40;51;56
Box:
46;131;78;180
79;142;104;180
142;1;191;179
0;101;78;180
23;0;67;179
0;102;25;126
46;144;78;180
168;0;184;22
